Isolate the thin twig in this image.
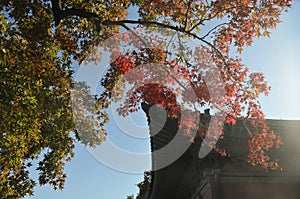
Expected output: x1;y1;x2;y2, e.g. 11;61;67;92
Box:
120;24;148;47
183;0;192;30
200;22;228;40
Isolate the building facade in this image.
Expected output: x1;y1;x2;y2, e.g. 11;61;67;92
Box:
142;103;300;199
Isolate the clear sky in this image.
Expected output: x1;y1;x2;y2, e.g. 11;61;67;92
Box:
25;2;300;199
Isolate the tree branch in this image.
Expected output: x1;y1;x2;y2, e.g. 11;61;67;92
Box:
102;19;229;70
200;22;228;40
102;20;187;35
49;1;229;70
120;24;148;47
183;0;191;30
51;0;100;26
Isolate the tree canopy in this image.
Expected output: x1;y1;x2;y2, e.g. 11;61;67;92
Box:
0;0;292;198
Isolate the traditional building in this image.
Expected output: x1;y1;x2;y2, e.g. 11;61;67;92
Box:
141;103;300;199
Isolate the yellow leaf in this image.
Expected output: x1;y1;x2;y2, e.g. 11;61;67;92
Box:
263;31;270;38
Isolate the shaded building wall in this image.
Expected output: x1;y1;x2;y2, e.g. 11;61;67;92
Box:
142;103;300;199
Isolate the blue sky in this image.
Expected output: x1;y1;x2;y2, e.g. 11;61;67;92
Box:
241;2;300;120
25;2;300;199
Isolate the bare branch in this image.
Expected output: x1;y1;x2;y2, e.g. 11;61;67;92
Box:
200;22;228;40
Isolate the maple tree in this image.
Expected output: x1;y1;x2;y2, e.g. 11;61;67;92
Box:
0;0;292;198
